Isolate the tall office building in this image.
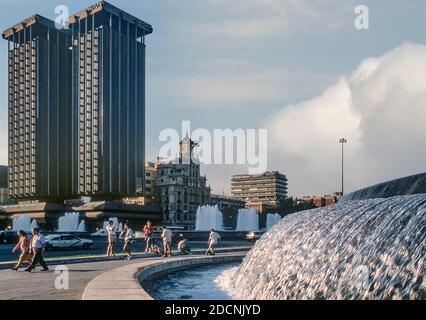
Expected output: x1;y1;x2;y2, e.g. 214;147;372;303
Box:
0;166;9;204
2;1;152;201
3;15;71;200
231;171;288;212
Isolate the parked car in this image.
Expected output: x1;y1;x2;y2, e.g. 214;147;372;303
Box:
45;234;93;251
245;231;263;241
90;229;108;237
0;230;19;244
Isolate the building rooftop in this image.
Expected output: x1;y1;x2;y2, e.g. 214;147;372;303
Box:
2;1;153;41
67;1;153;35
2;14;56;40
232;171;287;180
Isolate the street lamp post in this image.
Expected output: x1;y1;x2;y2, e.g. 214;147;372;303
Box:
339;138;347;195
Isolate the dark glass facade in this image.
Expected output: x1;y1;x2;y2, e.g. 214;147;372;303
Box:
2;2;152;201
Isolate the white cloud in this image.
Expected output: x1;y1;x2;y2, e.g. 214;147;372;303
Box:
266;42;426;196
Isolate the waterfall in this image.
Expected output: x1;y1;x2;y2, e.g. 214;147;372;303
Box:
228;194;426;299
235;208;259;231
103;217;122;231
12;215;34;232
78;220;86;232
195;205;224;231
340;172;426;202
58;212;81;232
266;213;281;230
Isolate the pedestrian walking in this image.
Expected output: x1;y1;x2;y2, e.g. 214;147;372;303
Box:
121;222;134;260
25;228;49;272
161;225;172;257
206;229;220;256
11;230;32;271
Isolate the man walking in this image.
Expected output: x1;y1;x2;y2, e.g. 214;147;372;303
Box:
206;229;220;256
161;225;172;257
25;228;49;272
121;222;134;260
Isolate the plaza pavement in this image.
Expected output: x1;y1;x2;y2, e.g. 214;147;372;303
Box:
0;248;250;300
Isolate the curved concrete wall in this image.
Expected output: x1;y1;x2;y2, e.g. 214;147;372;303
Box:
83;253;245;300
340;172;426;202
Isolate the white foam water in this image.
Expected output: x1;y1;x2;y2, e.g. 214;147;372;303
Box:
266;213;281;230
235;208;259;231
58;212;80;232
231;194;426;299
214;266;241;299
195;205;224;231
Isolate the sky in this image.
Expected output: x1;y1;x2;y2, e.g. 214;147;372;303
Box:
0;0;425;196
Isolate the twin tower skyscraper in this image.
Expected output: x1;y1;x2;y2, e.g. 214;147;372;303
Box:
2;1;152;201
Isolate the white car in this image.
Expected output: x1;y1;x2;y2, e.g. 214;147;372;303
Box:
90;229;108;237
45;234;93;250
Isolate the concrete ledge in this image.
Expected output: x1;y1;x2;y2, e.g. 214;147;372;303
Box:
0;246;250;270
82;253;245;300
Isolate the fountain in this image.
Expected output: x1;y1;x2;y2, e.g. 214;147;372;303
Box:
225;174;426;299
78;220;86;232
103;217;123;232
58;212;82;232
12;215;38;232
266;213;281;230
235;208;259;231
195;205;224;231
340;172;426;202
30;219;39;230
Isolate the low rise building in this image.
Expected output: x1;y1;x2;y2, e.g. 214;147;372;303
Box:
297;192;342;208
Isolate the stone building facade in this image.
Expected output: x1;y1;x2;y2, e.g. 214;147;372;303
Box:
156;137;210;229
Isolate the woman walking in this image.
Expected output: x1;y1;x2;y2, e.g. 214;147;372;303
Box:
143;220;153;253
122;222;134;260
11;230;32;271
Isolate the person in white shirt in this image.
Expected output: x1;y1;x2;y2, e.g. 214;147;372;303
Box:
25;228;49;272
206;229;220;256
177;236;191;255
106;220;117;257
161;225;172;257
121;222;134;260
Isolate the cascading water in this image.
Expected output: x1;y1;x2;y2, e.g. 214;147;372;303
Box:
12;215;38;232
78;220;86;232
266;213;281;230
235;208;259;231
195;205;224;231
103;217;123;232
225;194;426;299
58;212;81;232
30;219;39;230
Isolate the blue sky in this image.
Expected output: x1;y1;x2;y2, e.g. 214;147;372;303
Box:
1;0;426;196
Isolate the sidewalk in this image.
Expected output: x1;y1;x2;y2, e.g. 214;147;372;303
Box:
0;249;249;300
0;245;251;270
